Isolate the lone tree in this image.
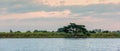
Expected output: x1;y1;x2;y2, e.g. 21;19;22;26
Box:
26;30;31;33
33;30;39;33
10;29;13;33
57;23;89;36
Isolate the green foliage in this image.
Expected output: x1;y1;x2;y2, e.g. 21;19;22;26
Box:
26;30;31;33
1;23;120;38
33;30;48;33
15;31;21;33
90;33;120;38
1;30;120;38
33;30;39;33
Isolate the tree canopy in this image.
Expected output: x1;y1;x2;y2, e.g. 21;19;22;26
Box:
57;23;89;35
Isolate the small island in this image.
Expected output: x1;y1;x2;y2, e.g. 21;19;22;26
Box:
0;23;120;38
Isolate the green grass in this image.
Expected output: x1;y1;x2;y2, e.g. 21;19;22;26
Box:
0;32;74;38
0;32;120;38
89;33;120;38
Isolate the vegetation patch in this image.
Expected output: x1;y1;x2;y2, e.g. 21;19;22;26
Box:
0;23;120;38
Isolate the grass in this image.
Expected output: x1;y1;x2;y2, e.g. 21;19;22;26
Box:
0;32;120;38
0;32;74;38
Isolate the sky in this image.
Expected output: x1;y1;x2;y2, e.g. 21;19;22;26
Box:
0;0;120;32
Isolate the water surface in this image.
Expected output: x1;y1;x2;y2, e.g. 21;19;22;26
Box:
0;38;120;51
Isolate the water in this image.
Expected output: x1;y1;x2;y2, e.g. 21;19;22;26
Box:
0;38;120;51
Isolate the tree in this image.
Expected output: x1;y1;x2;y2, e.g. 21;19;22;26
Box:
40;30;47;32
15;31;21;33
57;23;89;35
102;30;109;33
89;30;96;33
26;30;31;33
93;29;102;33
33;30;39;33
10;29;13;33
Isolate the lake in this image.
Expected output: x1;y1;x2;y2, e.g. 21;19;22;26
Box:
0;38;120;51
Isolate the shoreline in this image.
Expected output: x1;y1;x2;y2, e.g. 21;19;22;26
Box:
0;33;120;38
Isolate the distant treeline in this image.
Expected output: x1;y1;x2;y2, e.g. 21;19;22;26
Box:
0;23;120;38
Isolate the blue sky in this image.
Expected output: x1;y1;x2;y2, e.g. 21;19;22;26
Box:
0;0;120;32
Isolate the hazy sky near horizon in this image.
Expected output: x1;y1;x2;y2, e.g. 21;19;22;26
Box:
0;0;120;32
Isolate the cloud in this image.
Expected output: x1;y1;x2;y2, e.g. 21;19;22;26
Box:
0;8;7;14
71;16;120;31
1;0;120;14
0;10;79;20
1;0;120;31
100;12;120;16
33;0;120;7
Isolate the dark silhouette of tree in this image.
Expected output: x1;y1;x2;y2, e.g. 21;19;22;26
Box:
10;29;13;33
89;30;96;33
57;23;89;35
26;30;31;33
102;30;109;33
33;30;39;33
40;30;47;32
15;31;21;33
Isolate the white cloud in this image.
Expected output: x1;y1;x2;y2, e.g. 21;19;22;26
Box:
33;0;120;7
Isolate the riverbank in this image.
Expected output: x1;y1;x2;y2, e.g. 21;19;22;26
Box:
0;33;120;38
0;34;66;38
